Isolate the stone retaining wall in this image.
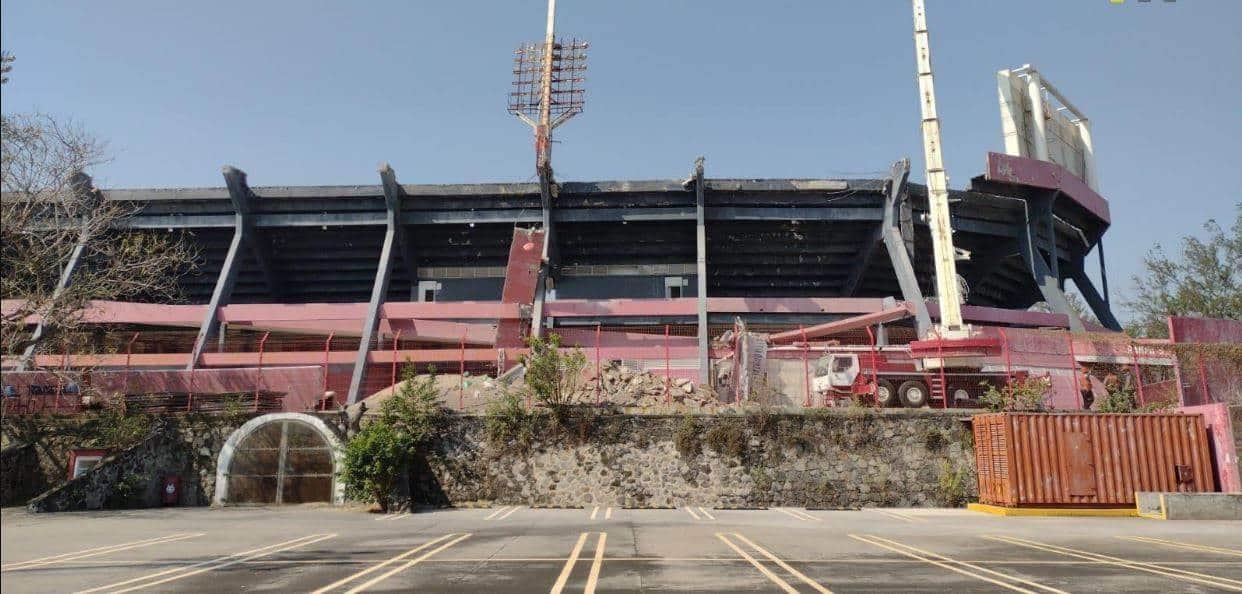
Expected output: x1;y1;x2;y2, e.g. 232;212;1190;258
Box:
415;409;977;508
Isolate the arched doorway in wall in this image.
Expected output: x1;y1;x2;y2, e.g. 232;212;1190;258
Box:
214;413;344;505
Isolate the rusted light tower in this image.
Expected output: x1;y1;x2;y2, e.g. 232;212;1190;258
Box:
507;0;587;175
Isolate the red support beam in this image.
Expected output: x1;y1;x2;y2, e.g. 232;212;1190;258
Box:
768;305;913;345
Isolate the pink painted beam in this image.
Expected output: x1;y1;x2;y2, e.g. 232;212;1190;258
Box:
555;327;697;349
708;297;893;314
768;305;913;344
986;152;1110;224
545;298;698;317
384;319;497;345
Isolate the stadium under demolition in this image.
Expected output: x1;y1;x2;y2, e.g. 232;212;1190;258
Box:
2;1;1226;419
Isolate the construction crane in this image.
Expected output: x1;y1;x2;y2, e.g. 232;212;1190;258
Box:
911;0;967;338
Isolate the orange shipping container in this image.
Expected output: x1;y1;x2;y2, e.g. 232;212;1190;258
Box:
973;412;1215;507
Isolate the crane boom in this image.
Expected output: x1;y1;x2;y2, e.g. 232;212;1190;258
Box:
911;0;965;336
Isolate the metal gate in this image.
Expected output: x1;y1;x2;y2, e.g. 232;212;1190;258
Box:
225;419;334;504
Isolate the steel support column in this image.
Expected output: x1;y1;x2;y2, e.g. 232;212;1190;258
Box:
880;159;931;336
531;164;557;338
1019;190;1084;332
379;165;419;297
346;163;406;404
16;174;96;371
1068;265;1122;331
691;157;709;384
187;167;278;369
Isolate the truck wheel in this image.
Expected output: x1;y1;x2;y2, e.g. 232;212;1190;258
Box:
875;379;897;407
898;380;929;408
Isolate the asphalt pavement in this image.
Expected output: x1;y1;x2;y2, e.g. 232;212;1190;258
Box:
2;505;1240;593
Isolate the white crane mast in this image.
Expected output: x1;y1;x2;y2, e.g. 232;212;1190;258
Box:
911;0;965;336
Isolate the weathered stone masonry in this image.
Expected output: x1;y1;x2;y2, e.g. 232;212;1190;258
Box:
415;410;977;509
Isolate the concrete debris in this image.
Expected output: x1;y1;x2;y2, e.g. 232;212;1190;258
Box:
568;361;719;409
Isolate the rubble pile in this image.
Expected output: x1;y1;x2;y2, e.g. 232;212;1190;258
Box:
570;361;719;409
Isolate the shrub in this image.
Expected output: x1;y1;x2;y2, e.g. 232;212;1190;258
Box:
674;415;700;458
923;428;948;452
981;376;1051;412
936;460;972;507
484;388;534;449
96;403;153;449
521;333;587;414
106;473;147;509
342;363;446;511
341;421;408;513
705;422;747;459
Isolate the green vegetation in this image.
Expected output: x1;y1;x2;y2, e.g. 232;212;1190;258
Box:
341;364;445;512
105;473;147;509
1126;206;1240;338
484;388;535;450
704;421;747;459
936;460;972;507
521;333;586;414
674;415;700;458
96;403;154;449
980;376;1051;412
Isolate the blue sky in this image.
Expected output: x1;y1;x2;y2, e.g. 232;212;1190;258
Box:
2;1;1238;320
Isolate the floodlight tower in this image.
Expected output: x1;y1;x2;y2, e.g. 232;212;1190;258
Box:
508;0;588;176
508;0;587;337
911;0;966;338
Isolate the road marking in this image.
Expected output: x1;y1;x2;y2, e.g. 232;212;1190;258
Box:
550;532;590;594
2;533;202;572
604;507;613;520
868;508;923;523
730;532;833;593
495;506;521;520
1118;535;1242;557
310;534;458;594
684;506;702;520
76;533;335;594
484;506;514;520
716;533;799;594
584;532;607;594
773;507;821;522
852;534;1066;594
697;507;716;520
343;533;470;594
985;535;1242;592
375;512;410;521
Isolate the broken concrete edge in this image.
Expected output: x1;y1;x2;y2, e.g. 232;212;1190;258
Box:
1135;491;1242;521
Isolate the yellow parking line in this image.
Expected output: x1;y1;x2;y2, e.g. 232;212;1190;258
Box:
589;506;600;520
344;533;470;593
550;532;590;594
76;533;336;594
1118;535;1242;557
310;534;458;594
584;532;607;594
730;532;832;593
715;533;799;594
986;535;1242;592
698;507;716;520
774;507;821;522
869;509;922;523
495;506;521;521
375;512;410;521
852;534;1065;594
484;506;513;520
684;506;702;520
2;533;203;572
604;507;613;520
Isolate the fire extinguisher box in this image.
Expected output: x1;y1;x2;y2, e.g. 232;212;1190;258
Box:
161;475;181;506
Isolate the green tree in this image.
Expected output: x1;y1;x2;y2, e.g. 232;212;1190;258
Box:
340;364;445;512
341;421;408;513
1126;206;1241;337
521;333;586;410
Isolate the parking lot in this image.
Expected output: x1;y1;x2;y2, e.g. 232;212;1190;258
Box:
2;505;1239;593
